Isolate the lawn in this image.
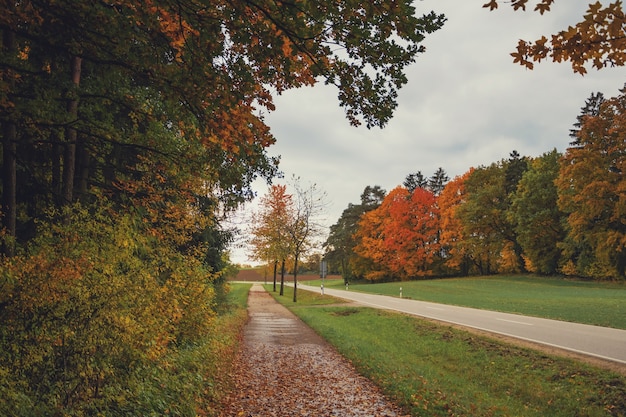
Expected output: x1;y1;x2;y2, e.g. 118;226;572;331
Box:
310;275;626;329
268;285;626;417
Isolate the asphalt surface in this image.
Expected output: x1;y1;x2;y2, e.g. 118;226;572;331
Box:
297;283;626;366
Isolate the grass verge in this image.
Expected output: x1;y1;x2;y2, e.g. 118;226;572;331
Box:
312;275;626;329
267;285;626;417
201;283;251;415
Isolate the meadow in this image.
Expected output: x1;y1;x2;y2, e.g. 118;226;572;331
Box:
267;282;626;417
310;275;626;329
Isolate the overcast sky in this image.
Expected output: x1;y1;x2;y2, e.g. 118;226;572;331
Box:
230;1;625;265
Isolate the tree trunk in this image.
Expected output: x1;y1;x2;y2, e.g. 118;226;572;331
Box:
2;29;16;256
273;260;278;292
76;138;90;200
52;142;63;205
62;55;82;207
279;259;285;296
292;253;299;302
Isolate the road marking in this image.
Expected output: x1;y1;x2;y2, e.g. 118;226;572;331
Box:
426;306;445;311
496;318;533;326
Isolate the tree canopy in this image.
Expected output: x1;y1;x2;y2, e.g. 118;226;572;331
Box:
484;1;626;74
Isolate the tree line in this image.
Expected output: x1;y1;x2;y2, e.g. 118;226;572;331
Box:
325;89;626;282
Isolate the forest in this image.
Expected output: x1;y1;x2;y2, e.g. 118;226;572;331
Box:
324;90;626;281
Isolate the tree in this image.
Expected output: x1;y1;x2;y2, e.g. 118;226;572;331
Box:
484;1;626;74
324;185;387;283
354;186;440;280
438;169;474;275
429;167;450;196
285;178;327;302
324;203;365;283
0;0;446;256
353;197;393;281
456;162;521;274
570;92;606;145
509;149;565;274
360;185;388;208
403;171;428;193
556;87;626;279
505;150;529;196
248;185;294;293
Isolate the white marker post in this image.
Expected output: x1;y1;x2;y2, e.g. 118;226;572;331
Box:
320;260;327;295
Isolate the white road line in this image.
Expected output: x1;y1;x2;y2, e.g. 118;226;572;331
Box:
426;306;445;311
496;318;533;326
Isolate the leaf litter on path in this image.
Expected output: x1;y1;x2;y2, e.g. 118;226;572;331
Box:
218;285;407;417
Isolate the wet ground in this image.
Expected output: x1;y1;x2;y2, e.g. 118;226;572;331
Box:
218;284;407;416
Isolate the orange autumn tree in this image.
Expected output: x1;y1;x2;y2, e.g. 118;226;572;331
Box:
354;186;440;280
438;169;474;275
484;1;626;74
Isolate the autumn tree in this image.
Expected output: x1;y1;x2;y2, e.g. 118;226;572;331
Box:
324;185;386;283
354;186;440;280
556;87;626;279
438;169;474;275
353;195;394;281
285;178;327;302
248;185;294;293
509;149;565;274
456;160;525;275
484;1;626;74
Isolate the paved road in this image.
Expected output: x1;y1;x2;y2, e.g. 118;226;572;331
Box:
297;283;626;365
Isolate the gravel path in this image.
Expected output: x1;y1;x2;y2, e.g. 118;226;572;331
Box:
218;284;407;417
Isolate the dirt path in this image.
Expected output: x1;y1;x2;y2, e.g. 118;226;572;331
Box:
218;284;407;417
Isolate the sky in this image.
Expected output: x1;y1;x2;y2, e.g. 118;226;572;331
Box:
229;1;626;265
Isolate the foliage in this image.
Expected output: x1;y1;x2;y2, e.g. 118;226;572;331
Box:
0;204;229;415
333;84;626;282
438;169;474;275
354;186;440;280
556;87;626;279
510;149;565;274
455;162;519;275
484;1;626;74
248;185;294;265
324;185;387;283
248;184;294;293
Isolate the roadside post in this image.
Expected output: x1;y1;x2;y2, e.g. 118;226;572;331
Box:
320;260;327;295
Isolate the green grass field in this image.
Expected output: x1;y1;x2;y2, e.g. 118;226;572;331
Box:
267;285;626;417
309;275;626;329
